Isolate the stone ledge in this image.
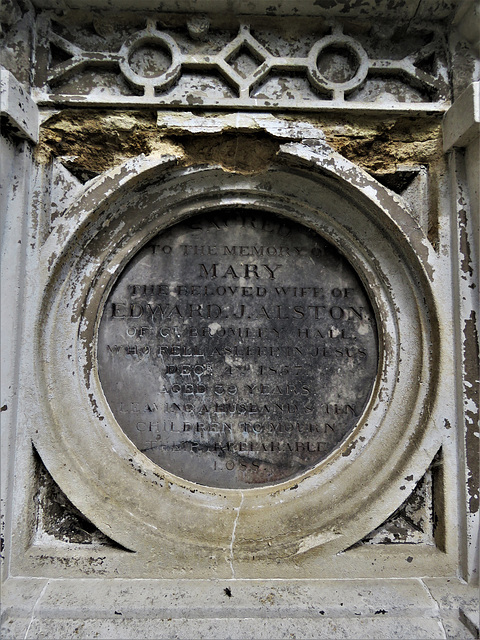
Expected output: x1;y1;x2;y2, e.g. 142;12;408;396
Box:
443;82;480;151
1;615;465;640
29;0;458;20
0;68;39;144
1;577;477;639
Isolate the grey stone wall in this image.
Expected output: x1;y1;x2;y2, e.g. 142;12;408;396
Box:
1;1;478;638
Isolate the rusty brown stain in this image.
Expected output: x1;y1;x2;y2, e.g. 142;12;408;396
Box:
36;109;177;175
37;110;443;185
182;133;279;174
316;114;444;248
463;311;479;514
36;110;279;178
314;114;444;173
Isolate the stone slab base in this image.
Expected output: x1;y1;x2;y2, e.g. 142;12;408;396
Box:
1;577;477;639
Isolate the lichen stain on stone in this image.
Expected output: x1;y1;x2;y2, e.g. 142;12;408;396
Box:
353;469;434;546
463;311;479;514
313;115;444;173
36;109;184;175
33;449;117;547
37;110;442;192
341;440;357;457
37;110;278;178
309;114;444;248
182;134;279;174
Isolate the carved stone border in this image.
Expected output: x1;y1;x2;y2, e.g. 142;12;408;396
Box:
34;16;450;112
31;141;443;574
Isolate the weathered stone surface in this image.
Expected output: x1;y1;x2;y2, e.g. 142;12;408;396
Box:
30;144;443;564
2;3;479;637
0;68;39;143
32;13;450;111
98;211;378;488
1;576;477;639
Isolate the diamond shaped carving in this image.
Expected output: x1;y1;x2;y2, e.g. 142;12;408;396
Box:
35;17;451;110
217;25;273;96
227;44;264;79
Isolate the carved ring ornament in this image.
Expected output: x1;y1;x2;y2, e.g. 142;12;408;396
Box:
33;143;442;569
118;28;182;93
35;17;449;110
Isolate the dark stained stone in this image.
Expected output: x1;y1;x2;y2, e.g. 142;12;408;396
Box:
98;211;378;488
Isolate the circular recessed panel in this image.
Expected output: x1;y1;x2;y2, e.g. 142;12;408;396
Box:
128;42;173;78
119;29;181;91
316;45;359;84
97;210;378;489
307;35;369;92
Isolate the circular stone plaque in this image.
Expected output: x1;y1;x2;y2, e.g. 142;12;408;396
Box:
98;211;378;488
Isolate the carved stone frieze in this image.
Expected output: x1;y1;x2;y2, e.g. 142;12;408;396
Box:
33;14;451;111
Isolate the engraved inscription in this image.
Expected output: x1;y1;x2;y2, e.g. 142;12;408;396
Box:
98;211;378;488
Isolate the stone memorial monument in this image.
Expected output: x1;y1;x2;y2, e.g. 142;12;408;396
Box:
98;211;379;488
1;0;478;638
